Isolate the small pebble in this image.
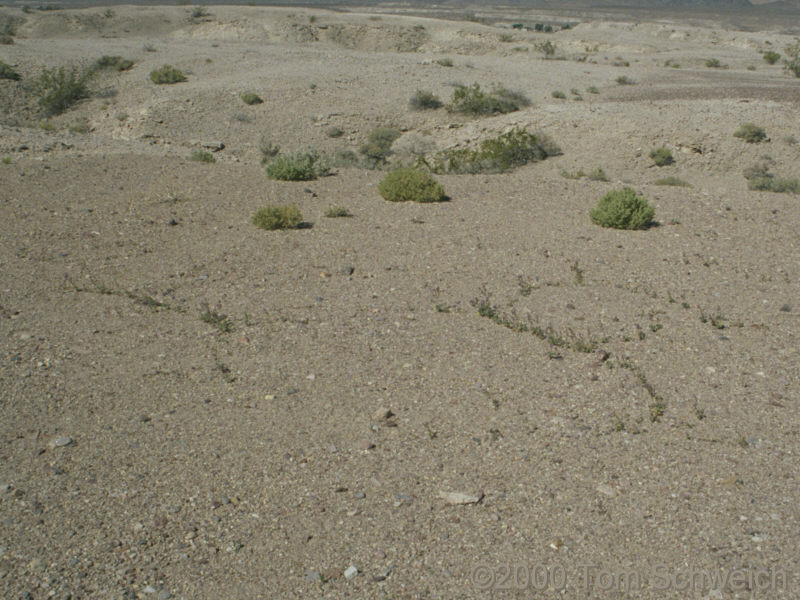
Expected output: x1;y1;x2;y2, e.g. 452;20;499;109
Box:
780;304;791;312
143;585;156;594
49;436;73;449
344;565;358;580
359;440;375;451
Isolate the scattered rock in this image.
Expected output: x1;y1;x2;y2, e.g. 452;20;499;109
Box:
49;436;73;449
780;304;791;312
372;407;395;421
200;141;225;152
305;570;322;582
158;591;172;600
143;585;156;594
438;491;483;505
344;565;358;580
339;265;355;276
359;440;375;451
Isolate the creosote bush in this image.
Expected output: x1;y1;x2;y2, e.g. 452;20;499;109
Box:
434;127;561;174
409;89;443;110
190;150;215;163
616;75;635;85
265;151;329;181
446;83;530;116
241;92;263;105
324;205;352;218
743;163;799;194
649;147;674;167
35;66;91;116
551;90;566;99
762;51;780;65
252;205;304;230
150;65;186;84
784;39;800;77
378;168;447;203
654;176;689;187
734;123;768;143
590;188;655;230
0;60;20;81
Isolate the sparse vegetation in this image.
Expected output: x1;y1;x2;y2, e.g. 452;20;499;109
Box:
199;305;232;333
324;206;352;218
784;38;800;77
705;58;724;68
435;58;454;67
360;127;402;166
649;147;674;167
616;75;635;85
149;65;186;84
744;164;799;194
590;188;655;230
586;85;599;94
34;66;91;116
92;55;134;72
266;151;329;181
259;138;280;164
241;92;263;105
446;83;530;116
433;127;561;174
534;40;556;58
409;89;443;110
587;167;609;181
734;123;768;143
0;60;20;81
252;204;304;230
190;150;215;163
551;90;566;99
654;176;689;187
326;126;344;138
2;156;12;164
378;168;447;203
762;50;781;65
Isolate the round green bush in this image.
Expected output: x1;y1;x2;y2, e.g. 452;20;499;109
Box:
590;188;655;230
378;168;447;203
252;205;303;230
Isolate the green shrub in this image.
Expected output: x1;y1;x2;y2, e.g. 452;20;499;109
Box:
616;75;635;85
784;39;800;77
326;126;344;138
92;55;134;72
534;40;556;57
446;83;530;116
654;176;689;187
409;89;442;110
436;127;561;174
259;138;280;164
649;147;674;167
378;168;446;203
252;205;304;230
734;123;768;143
190;150;215;163
2;156;12;164
34;66;90;116
590;188;655;230
744;164;799;193
360;127;401;165
586;85;599;94
150;65;186;84
333;150;360;167
0;34;13;45
435;58;453;67
0;60;20;81
705;58;723;68
551;90;566;99
763;51;781;65
324;205;352;218
241;92;263;105
265;151;329;181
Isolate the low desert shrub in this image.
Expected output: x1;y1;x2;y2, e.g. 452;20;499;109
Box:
34;66;90;116
534;40;556;57
734;123;768;143
705;58;724;68
446;83;530;116
616;75;635;85
409;89;443;110
92;55;134;72
265;151;329;181
762;50;781;65
0;60;20;81
587;167;609;181
784;39;800;77
326;126;344;138
744;164;799;193
654;176;689;187
360;127;402;165
241;92;263;105
190;150;215;163
435;58;454;67
259;138;280;164
150;65;186;84
252;205;304;230
590;188;655;230
551;90;566;99
378;168;447;203
324;205;352;218
435;127;561;174
586;86;599;94
650;147;674;167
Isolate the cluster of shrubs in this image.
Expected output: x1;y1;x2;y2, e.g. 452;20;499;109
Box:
743;164;799;194
734;123;768;143
446;83;530;116
150;65;186;84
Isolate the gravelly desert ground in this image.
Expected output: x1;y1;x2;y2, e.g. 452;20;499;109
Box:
1;3;800;599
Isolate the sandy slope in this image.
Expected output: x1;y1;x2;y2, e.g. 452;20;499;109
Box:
1;4;800;599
